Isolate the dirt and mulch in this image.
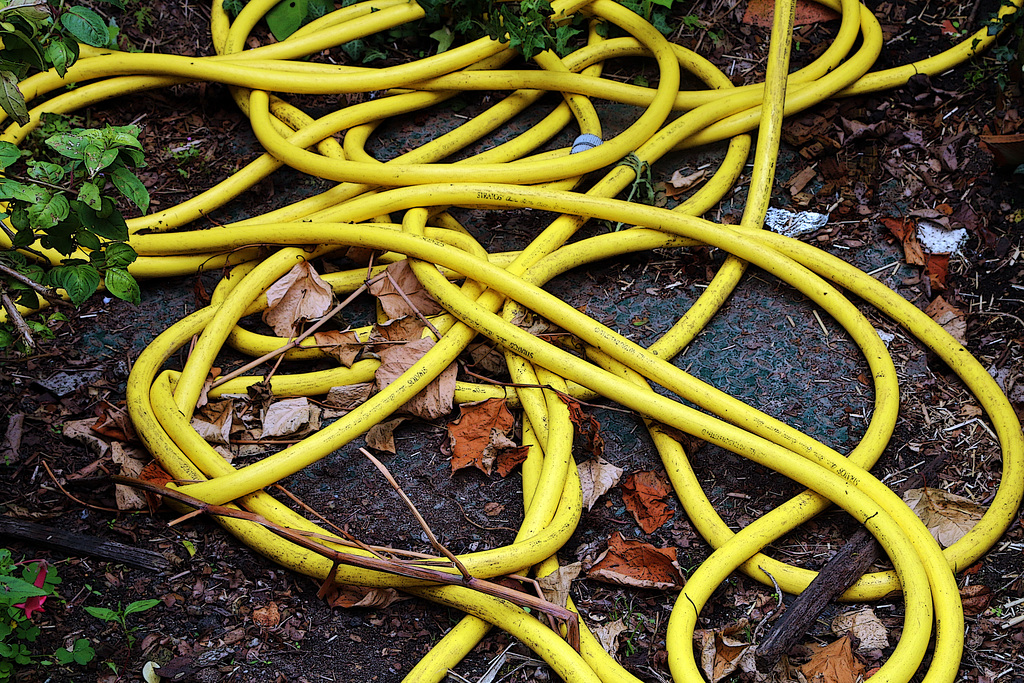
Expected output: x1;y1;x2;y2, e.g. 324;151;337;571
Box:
2;0;1024;682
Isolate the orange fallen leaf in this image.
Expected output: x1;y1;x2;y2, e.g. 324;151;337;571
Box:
557;394;604;457
368;259;443;320
800;636;865;683
621;470;674;533
447;398;523;476
587;533;684;589
139;460;173;511
924;252;950;290
263;261;334;337
253;602;280;627
696;624;756;683
924;295;967;344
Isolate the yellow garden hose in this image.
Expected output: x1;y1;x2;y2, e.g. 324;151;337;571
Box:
2;0;1023;682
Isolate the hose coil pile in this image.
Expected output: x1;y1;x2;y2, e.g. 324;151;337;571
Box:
2;0;1023;681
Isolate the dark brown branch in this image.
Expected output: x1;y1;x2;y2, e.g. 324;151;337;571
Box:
755;450;951;669
0;517;172;572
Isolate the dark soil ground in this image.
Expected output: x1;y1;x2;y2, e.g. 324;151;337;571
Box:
2;1;1024;682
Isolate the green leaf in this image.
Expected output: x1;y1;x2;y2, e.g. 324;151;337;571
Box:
26;160;66;184
60;7;111;48
104;267;139;305
28;191;70;228
54;648;75;665
46;130;95;160
1;28;48;71
50;263;101;305
44;36;79;77
71;638;95;665
0;70;29;126
0;1;52;23
76;228;100;251
124;598;160;616
84;143;118;177
429;27;454;53
0;140;20;168
266;0;307;41
75;197;127;240
0;575;47;604
110;164;149;212
77;180;102;210
103;241;136;268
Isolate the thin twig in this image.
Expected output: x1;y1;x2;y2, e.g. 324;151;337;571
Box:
211;284;366;389
271;483;389;561
42;460;120;513
0;262;60;300
359;447;472;583
112;475;580;650
384;268;443;340
1;291;34;350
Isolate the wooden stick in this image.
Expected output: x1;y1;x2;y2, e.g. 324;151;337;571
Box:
0;517;172;572
755;451;950;669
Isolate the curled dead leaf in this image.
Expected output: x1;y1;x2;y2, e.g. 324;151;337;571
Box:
587;533;684;590
368;259;443;320
799;636;865;683
365;417;406;454
263;261;334;337
447;399;522;476
696;623;756;683
924;296;967;345
252;602;280;628
537;562;582;609
322;584;405;609
577;456;623;511
959;584;992;616
375;337;457;420
314;329;362;367
621;470;674;533
191;399;234;445
903;486;985;548
262;398;320;438
831;608;888;651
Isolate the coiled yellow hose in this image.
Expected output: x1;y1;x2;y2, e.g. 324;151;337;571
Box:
2;0;1022;681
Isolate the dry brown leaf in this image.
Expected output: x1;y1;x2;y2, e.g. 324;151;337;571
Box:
191;399;234;445
375;337;457;420
577;456;623;511
924;296;967;345
314;329;362;367
881;217;926;266
831;608;888;651
138;460;173;511
63;418;110;458
263;261;334;337
557;395;604;457
483;502;504;517
365;417;406;453
322;585;405;609
252;602;280;628
537;562;582;609
665;168;707;197
799;636;865;683
591;618;628;655
325;383;375;411
494;445;529;477
447;398;522;476
621;470;674;533
960;584;993;616
903;486;985;548
696;624;757;683
91;405;136;442
465;341;507;375
369;316;424;344
368;259;443;320
262;398;320;438
587;533;684;590
111;442;149;510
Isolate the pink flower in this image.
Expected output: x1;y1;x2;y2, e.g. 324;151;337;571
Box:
14;562;48;619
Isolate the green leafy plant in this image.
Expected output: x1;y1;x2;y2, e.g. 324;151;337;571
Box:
85;598;161;647
0;550;95;679
0;1;149;353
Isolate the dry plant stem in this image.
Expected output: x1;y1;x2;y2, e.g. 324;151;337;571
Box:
113;475;580;650
0;262;60;299
271;483;390;561
384;268;443;340
211;283;367;389
1;290;34;349
42;460;121;513
359;447;473;582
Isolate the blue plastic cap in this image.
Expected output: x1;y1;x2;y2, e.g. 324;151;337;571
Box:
570;133;603;154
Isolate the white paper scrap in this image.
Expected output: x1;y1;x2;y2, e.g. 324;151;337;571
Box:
916;219;968;254
764;207;829;237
